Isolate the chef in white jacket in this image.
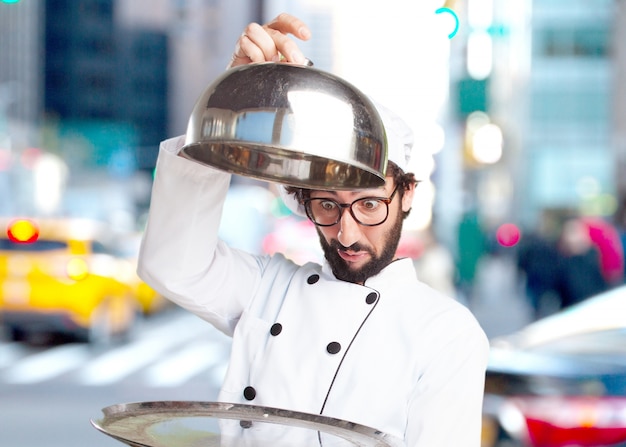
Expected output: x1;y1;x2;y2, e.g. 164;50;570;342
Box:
138;13;489;447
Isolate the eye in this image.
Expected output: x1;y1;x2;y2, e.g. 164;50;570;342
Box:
358;199;382;212
318;200;338;212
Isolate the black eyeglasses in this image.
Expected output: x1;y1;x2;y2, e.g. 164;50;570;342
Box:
303;186;400;227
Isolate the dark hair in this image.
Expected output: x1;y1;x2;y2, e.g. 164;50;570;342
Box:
285;161;417;219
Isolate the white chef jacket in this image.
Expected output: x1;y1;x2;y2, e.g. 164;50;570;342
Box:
138;136;490;447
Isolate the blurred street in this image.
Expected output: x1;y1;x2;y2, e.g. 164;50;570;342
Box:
0;250;618;447
469;253;534;339
0;307;231;447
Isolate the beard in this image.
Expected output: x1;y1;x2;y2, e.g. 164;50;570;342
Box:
317;207;404;284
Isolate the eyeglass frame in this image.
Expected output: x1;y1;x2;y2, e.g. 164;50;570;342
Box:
303;185;400;227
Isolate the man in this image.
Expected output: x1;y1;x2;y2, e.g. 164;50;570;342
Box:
138;13;489;447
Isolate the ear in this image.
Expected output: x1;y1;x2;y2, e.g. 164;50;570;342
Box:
401;183;415;213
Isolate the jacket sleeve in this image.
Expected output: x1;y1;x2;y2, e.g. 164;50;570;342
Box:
405;315;489;447
137;136;267;335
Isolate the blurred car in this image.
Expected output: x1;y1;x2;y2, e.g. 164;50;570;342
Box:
482;285;626;447
0;217;162;344
109;231;168;315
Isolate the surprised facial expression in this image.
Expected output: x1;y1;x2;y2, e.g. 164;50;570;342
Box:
311;178;414;284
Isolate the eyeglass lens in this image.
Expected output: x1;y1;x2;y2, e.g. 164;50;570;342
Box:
305;197;390;226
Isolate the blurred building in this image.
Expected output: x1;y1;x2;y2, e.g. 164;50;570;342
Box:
0;0;171;172
455;0;620;233
523;0;615;223
0;0;42;125
0;0;259;221
44;0;168;173
116;0;259;138
8;0;622;240
615;0;626;230
0;1;42;216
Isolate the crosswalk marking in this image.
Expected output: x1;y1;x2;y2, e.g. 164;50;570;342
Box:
77;314;216;386
3;343;91;384
0;342;30;369
144;342;225;387
0;311;232;387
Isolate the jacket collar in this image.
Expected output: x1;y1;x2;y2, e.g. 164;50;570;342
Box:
320;257;417;290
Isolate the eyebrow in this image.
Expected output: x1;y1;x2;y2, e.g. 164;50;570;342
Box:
310;188;389;198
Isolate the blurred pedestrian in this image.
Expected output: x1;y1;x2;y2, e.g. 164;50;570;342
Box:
516;230;560;319
556;219;608;308
456;209;487;304
619;205;626;282
580;216;625;286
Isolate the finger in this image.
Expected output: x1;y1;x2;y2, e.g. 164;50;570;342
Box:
262;13;311;65
265;13;311;64
228;14;312;68
264;27;307;64
265;13;311;41
242;22;283;62
228;36;267;68
246;19;311;64
228;22;282;69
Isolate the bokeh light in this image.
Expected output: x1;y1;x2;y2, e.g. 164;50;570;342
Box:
7;218;39;243
496;223;521;247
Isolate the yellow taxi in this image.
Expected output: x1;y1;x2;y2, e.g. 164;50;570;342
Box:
109;231;168;315
0;218;164;344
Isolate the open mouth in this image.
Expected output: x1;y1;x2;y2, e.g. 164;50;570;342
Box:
337;249;368;263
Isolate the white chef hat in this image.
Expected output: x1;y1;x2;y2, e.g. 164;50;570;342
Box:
279;101;414;216
373;100;414;172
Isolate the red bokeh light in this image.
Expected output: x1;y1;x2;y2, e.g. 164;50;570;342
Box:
7;219;40;243
496;223;521;247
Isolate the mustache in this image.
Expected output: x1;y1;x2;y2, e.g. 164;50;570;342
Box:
328;239;374;255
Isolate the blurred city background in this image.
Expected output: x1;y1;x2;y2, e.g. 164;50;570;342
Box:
1;0;626;447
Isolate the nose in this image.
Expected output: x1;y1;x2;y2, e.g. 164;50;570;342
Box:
336;208;362;247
